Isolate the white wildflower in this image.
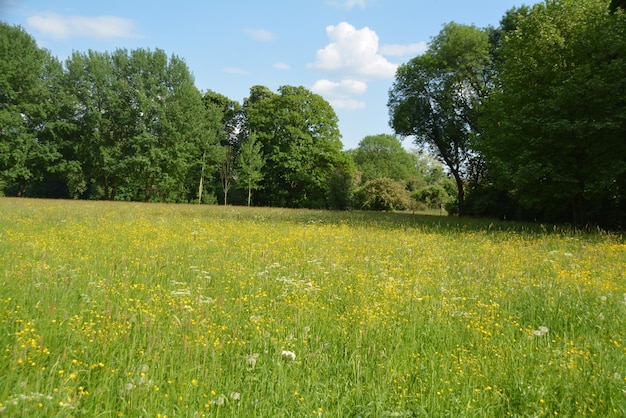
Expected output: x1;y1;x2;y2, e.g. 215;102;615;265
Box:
245;353;260;367
281;350;296;361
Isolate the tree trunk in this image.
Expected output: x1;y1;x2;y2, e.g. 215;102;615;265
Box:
452;169;465;208
198;151;205;204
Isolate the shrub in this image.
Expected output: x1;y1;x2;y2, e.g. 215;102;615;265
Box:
355;177;416;211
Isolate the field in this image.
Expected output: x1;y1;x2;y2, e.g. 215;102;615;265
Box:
0;198;624;417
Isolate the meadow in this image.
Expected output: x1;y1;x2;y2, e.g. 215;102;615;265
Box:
0;198;624;417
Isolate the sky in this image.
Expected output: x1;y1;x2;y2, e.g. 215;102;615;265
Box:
1;0;538;150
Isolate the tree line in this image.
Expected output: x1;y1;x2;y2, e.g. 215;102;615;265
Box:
1;0;625;227
389;0;626;228
0;21;451;211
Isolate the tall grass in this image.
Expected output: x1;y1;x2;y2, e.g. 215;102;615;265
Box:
0;198;624;417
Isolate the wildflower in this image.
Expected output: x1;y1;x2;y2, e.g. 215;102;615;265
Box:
214;395;225;406
230;392;241;400
245;353;259;367
533;326;549;336
281;350;296;361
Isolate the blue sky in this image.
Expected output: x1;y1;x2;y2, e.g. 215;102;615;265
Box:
1;0;538;150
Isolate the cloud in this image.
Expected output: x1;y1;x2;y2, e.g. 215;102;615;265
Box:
328;98;366;110
380;42;428;57
222;67;249;75
312;79;367;96
311;78;367;110
244;28;275;42
308;21;397;78
273;62;291;70
329;0;369;9
27;12;139;40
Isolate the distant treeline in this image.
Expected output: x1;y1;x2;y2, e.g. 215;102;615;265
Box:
1;0;625;228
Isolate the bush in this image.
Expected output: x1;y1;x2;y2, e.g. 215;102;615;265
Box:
355;178;416;211
413;185;450;209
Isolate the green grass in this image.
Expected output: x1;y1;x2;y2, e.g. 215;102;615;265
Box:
0;198;624;417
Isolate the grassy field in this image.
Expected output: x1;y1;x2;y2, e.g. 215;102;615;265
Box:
0;198;624;417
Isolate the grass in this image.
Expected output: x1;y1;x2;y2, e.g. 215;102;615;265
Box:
0;198;624;417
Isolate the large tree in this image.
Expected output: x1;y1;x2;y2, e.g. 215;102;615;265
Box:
350;134;418;183
203;90;242;145
0;23;63;196
479;0;626;226
388;22;491;208
237;132;265;206
244;85;346;208
64;48;213;201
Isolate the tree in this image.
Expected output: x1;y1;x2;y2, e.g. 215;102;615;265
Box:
610;0;626;13
479;0;626;226
64;48;213;201
203;90;242;145
196;102;224;204
388;23;491;209
219;145;235;205
0;23;63;196
355;178;416;211
237;132;265;206
350;134;418;183
244;85;346;208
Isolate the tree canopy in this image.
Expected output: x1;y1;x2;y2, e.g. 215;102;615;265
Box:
3;8;626;226
0;23;63;196
244;85;347;208
350;134;418;183
478;0;626;226
388;22;491;207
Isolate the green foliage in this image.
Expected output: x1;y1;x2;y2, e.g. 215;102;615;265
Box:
244;85;345;208
355;177;418;211
351;134;417;183
412;184;450;209
389;23;492;207
610;0;626;12
0;23;63;196
62;48;217;202
327;162;355;210
219;146;236;205
203;89;242;145
237;133;265;206
479;0;626;227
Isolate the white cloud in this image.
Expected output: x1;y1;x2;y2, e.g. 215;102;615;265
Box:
329;0;369;9
27;12;139;40
222;67;249;75
311;78;367;110
244;28;275;42
329;98;366;110
273;62;291;70
380;42;428;57
312;79;367;96
308;21;398;78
